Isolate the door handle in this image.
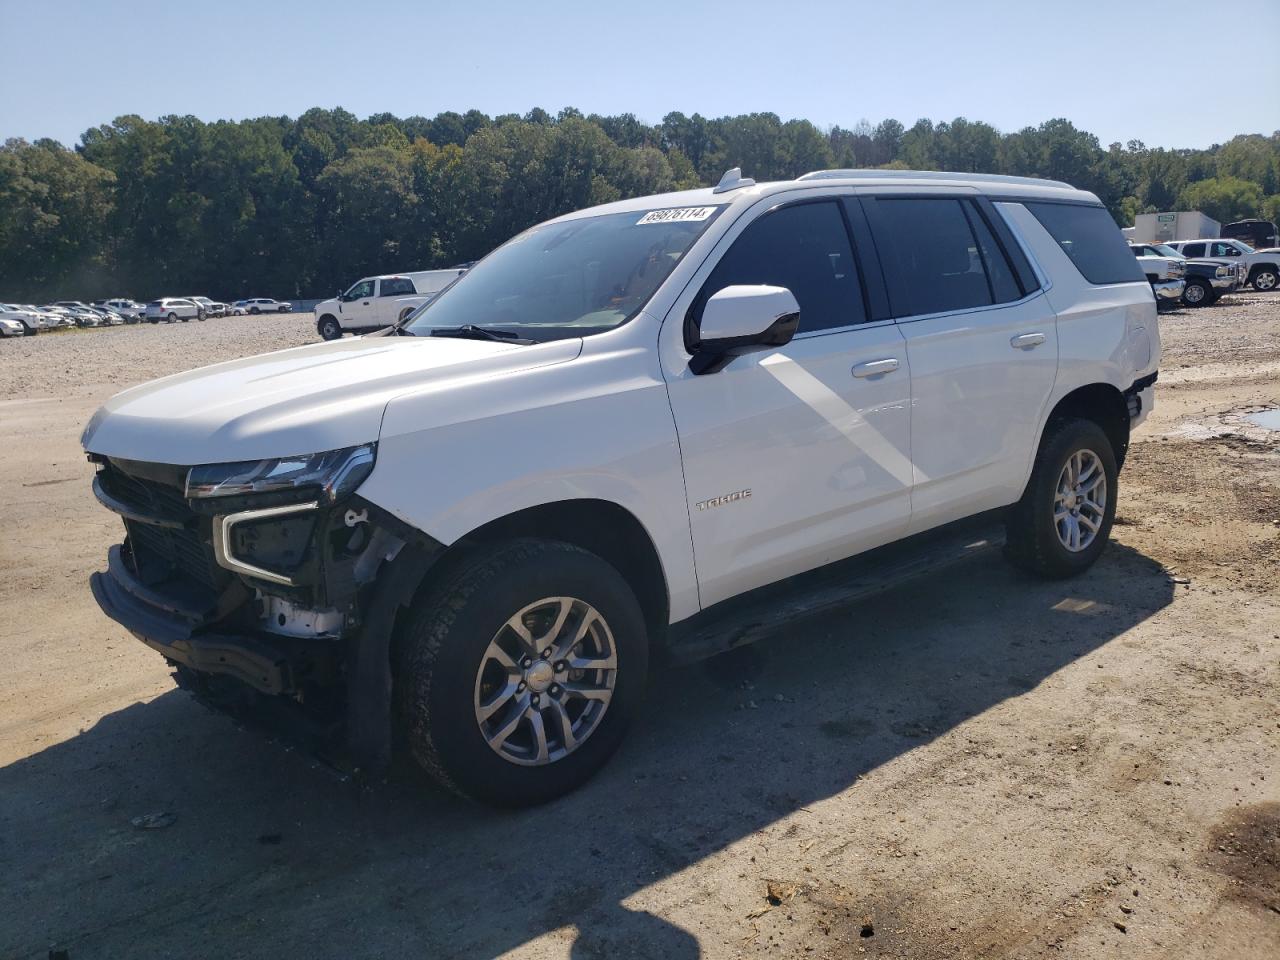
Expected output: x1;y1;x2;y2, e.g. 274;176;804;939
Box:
1010;332;1046;349
852;358;900;378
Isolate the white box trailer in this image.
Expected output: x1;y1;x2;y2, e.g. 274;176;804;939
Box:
1133;211;1220;244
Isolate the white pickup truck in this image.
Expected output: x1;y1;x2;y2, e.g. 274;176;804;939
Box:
1166;238;1280;292
314;270;467;340
83;169;1160;806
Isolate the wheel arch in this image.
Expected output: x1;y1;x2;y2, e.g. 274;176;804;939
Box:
442;498;670;641
346;498;670;777
1040;382;1130;469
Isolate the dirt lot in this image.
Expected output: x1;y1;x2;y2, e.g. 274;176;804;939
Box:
1;302;1277;959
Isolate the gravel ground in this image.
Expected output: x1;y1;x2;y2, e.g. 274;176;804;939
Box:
0;298;1277;959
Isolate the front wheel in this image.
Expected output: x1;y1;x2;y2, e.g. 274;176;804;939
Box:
1251;268;1278;292
1182;279;1211;306
249;307;260;315
1004;418;1118;578
318;315;342;341
396;540;648;806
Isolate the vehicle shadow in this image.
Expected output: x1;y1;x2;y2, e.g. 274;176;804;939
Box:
0;542;1174;959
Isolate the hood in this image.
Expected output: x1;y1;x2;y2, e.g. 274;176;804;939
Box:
82;334;581;465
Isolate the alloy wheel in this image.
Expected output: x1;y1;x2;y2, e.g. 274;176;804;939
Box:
1054;449;1107;553
473;596;617;766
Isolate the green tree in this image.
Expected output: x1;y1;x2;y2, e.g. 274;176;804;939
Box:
0;138;114;298
1178;176;1265;223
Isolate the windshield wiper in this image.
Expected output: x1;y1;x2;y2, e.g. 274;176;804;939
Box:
429;324;535;345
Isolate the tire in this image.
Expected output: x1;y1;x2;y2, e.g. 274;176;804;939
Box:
197;309;206;321
1004;418;1118;579
1251;267;1278;292
149;317;159;324
20;321;36;336
167;312;178;323
318;315;342;341
249;307;260;315
1182;279;1211;306
396;539;648;806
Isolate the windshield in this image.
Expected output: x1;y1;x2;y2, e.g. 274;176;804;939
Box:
403;206;725;341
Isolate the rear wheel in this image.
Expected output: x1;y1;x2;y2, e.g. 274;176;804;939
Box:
167;312;178;323
396;540;648;806
1182;279;1211;306
318;315;342;341
1251;267;1278;292
1004;418;1118;578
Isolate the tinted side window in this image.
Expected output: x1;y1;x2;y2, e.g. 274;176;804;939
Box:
1181;242;1206;258
864;197;994;316
1025;202;1145;284
380;277;415;296
964;203;1022;304
1210;242;1237;257
700;201;865;333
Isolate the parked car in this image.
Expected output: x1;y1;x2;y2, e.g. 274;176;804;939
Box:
67;306;106;327
1220;219;1278;251
96;299;146;323
188;296;227;318
144;298;203;323
314;269;467;340
1126;242;1185;307
0;317;24;337
228;303;248;316
234;297;292;314
0;303;48;335
1165;239;1280;292
89;305;126;326
83;168;1160;806
39;305;80;328
1130;243;1241;307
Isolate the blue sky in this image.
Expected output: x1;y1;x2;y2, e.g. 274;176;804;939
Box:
3;0;1277;150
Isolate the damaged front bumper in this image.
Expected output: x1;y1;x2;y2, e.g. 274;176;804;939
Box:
88;456;440;774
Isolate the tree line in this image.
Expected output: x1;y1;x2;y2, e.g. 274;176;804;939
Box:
2;107;1279;302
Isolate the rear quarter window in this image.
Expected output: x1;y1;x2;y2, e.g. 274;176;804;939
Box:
1025;202;1145;285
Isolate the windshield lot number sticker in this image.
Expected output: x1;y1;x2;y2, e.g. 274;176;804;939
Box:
637;207;716;225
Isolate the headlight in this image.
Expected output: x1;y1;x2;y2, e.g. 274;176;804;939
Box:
1216;265;1229;277
185;443;376;501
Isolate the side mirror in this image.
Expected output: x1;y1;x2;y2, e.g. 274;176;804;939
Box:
689;285;799;375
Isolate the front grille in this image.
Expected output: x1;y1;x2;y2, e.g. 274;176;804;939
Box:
126;516;223;591
98;460;228;597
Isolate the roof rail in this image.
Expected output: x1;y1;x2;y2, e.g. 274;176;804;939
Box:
713;167;756;194
796;169;1074;189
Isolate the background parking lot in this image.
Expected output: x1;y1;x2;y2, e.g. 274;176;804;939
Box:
1;302;1277;959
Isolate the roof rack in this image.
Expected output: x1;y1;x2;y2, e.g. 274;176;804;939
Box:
796;169;1074;189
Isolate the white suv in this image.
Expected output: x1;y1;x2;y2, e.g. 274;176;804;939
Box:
82;169;1160;805
144;298;203;323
